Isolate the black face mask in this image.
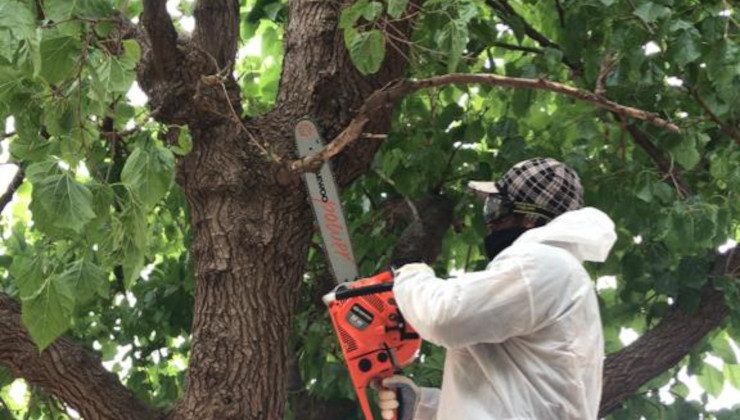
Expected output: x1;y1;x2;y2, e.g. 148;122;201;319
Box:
484;227;528;260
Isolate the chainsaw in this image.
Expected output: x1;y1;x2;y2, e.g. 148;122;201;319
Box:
295;118;422;420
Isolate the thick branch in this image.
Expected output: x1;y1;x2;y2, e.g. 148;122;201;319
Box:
192;0;240;69
0;166;23;214
141;0;179;78
291;73;679;172
0;293;160;420
625;124;692;197
600;248;738;416
691;90;740;144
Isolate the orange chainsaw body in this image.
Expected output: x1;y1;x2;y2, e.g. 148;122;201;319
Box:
323;271;422;420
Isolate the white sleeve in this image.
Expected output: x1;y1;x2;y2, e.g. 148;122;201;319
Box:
392;256;536;348
414;387;440;420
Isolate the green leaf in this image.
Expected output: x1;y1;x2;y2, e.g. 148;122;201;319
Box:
43;100;76;137
58;257;108;306
671;381;689;399
0;28;16;61
119;198;148;287
671;30;701;67
511;89;534;117
441;20;468;73
122;39;141;65
725;364;740;390
97;54;136;93
697;363;724;397
633;2;671;24
348;30;385;75
362;2;383;21
670;134;701;171
0;1;36;39
387;0;409;19
711;332;738;365
339;0;369;29
10;253;46;299
171;127;193;156
123;247;145;289
76;0;114;19
44;0;76;21
121;141;175;209
27;160;97;233
636;179;653;202
652;181;674;204
38;31;82;84
21;276;75;351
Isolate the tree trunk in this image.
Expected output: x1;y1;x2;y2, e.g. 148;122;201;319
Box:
168;121;313;419
161;2;417;415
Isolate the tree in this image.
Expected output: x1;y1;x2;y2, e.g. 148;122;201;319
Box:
0;0;738;418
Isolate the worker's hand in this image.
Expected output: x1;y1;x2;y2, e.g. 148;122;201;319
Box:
377;375;420;420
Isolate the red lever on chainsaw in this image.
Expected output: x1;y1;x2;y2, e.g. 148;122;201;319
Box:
323;271;422;420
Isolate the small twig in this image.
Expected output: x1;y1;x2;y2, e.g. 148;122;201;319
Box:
595;51;618;97
463;245;473;271
41;16;115;29
0;131;15;140
554;0;566;27
434;140;463;192
0;165;24;215
490;41;543;54
361;133;388;139
197;46;278;160
485;0;583;74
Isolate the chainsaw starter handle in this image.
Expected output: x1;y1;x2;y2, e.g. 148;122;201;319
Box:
334;283;394;300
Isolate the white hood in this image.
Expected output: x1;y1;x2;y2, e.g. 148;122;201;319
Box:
513;207;617;262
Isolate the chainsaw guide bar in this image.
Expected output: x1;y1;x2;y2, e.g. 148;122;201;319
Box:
294;118;358;284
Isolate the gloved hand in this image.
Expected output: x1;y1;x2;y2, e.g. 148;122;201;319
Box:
377;375;420;420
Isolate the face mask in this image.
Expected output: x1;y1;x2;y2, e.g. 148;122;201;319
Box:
485;227;528;260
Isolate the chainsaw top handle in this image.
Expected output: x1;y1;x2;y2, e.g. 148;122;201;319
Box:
334;283;394;300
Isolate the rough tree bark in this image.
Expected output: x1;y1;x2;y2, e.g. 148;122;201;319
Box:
0;1;737;419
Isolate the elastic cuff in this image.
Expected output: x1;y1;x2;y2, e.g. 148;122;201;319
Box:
395;263;433;277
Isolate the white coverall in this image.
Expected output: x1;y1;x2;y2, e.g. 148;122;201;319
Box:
393;207;617;419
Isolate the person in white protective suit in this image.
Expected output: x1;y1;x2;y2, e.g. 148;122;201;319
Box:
378;157;617;420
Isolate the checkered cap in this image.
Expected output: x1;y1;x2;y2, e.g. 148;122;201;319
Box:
469;158;584;223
